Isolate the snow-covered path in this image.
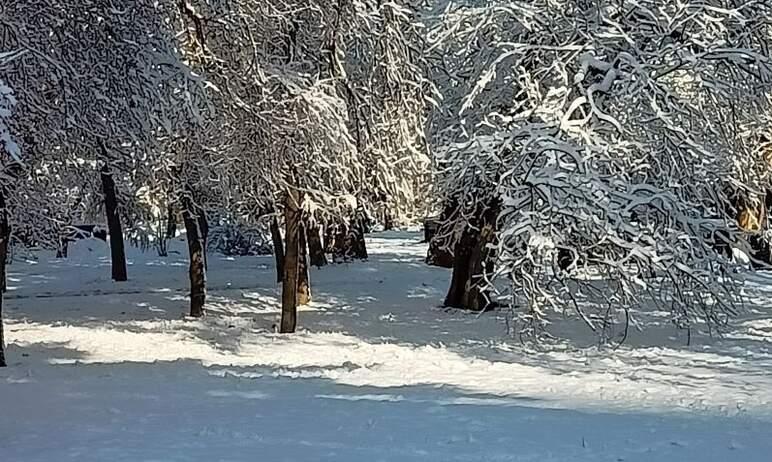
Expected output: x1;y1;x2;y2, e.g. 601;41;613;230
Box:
2;232;772;460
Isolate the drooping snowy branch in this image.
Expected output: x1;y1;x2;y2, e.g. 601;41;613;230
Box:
427;0;772;341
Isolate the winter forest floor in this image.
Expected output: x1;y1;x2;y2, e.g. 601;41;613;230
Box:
2;231;772;461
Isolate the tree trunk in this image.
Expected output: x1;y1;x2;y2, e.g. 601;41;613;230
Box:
349;220;368;260
166;203;177;239
332;221;348;263
0;190;8;366
384;210;395;231
324;223;336;253
0;223;7;293
297;221;311;305
307;222;327;267
281;192;300;333
346;211;368;260
270;215;285;283
443;201;498;311
0;281;5;367
426;199;457;268
101;165;127;282
55;239;68;259
444;228;474;308
197;211;209;271
182;197;206;318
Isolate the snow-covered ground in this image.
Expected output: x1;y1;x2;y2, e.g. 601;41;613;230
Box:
2;231;772;461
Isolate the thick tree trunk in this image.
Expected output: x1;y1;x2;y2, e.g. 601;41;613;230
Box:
426;199;457;268
443;201;498;311
0;190;8;366
182;197;206;318
345;209;368;260
270;216;285;283
297;221;311;305
280;192;301;333
444;229;474;308
306;222;327;268
101;165;127;282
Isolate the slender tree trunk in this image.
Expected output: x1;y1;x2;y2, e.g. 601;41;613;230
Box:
56;240;68;259
0;202;9;294
156;213;169;257
0;283;5;367
197;211;209;271
166;203;177;239
270;216;285;283
332;221;348;263
182;197;206;318
281;192;300;333
101;165;127;282
297;221;311;305
307;222;327;267
384;210;395;231
0;190;8;366
324;223;336;253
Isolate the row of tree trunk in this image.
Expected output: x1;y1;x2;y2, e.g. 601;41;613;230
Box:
277;197;370;333
0;177;374;366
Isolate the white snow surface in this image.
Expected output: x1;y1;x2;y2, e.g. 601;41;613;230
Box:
2;231;772;461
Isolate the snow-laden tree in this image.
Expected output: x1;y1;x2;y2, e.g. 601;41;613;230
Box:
427;0;772;342
0;0;208;281
0;79;18;366
169;0;431;330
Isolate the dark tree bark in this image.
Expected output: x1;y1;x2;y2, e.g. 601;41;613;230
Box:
270;215;285;283
55;239;68;259
348;217;368;260
0;189;8;366
281;192;301;333
101;164;127;282
426;199;458;268
331;221;348;263
444;228;475;308
297;221;311;305
383;210;395;231
0;222;7;294
306;222;327;267
329;216;368;263
166;203;177;239
324;223;336;253
197;211;209;271
343;209;368;260
443;200;499;311
182;196;206;318
0;282;5;367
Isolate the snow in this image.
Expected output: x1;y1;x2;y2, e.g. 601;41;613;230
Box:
2;232;772;461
